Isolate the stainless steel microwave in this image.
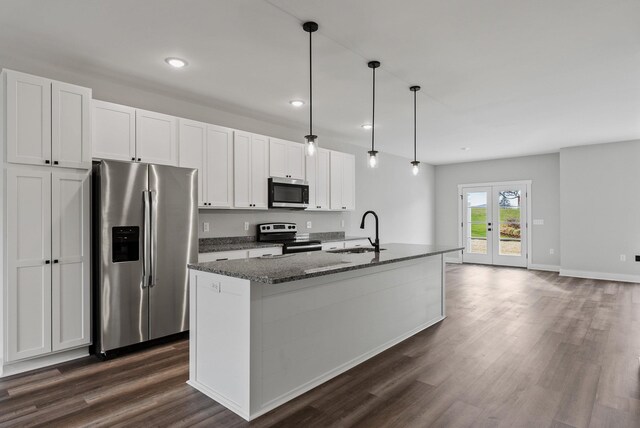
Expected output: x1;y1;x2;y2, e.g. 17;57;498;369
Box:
268;177;309;209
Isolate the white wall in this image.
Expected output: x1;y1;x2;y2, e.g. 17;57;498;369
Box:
434;153;560;267
560;140;640;281
0;60;435;245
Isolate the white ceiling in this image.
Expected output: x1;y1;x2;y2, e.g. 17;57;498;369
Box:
1;0;639;164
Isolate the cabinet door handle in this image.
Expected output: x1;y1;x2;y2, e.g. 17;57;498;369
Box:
53;161;59;165
44;260;50;264
216;258;228;261
45;160;50;164
137;158;141;162
131;157;135;161
53;259;59;264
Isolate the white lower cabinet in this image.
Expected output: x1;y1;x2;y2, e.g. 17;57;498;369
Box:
6;169;52;361
5;167;90;362
51;171;91;351
198;247;282;263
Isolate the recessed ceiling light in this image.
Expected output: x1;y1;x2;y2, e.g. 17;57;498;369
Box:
165;57;187;68
289;100;305;107
460;147;471;151
361;124;373;130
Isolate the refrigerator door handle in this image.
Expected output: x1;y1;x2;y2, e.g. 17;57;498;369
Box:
149;190;158;288
142;190;151;288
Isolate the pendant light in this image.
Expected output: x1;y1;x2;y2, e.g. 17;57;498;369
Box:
410;85;421;175
367;60;380;168
303;21;319;156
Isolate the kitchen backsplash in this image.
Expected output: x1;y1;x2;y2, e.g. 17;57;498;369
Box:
198;209;351;238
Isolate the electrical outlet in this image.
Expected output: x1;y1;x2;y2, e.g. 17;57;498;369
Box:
341;220;345;228
549;248;554;255
620;254;627;262
203;222;210;233
244;222;249;231
533;219;545;225
306;221;312;229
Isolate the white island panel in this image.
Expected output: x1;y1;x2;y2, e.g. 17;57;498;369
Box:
188;252;446;421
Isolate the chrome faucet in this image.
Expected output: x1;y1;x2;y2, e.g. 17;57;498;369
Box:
360;210;380;253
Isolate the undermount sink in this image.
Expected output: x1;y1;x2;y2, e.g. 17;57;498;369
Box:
328;247;386;254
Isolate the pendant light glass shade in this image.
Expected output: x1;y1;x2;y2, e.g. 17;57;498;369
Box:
303;21;319;156
305;134;317;156
411;161;420;176
367;60;381;168
410;85;421;175
368;150;378;168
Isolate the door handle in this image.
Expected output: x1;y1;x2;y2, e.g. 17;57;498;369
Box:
142;190;151;288
149;190;158;288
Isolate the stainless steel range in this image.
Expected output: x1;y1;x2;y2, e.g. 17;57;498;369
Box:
257;223;322;254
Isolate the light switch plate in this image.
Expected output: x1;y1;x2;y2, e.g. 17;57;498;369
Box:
203;222;210;232
306;221;312;229
533;219;544;225
341;220;345;228
549;248;554;255
620;254;627;262
244;222;249;231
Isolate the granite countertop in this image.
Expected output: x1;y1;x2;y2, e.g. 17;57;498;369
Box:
189;243;464;284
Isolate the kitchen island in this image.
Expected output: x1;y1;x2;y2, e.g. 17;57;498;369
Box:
187;244;462;421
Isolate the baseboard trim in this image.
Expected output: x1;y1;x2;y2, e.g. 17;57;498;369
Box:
1;347;89;378
528;264;560;272
559;269;640;284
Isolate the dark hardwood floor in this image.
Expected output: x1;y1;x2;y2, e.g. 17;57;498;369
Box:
2;264;640;427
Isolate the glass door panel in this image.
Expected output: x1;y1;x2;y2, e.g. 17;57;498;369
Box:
461;184;527;267
493;185;527;267
462;187;493;264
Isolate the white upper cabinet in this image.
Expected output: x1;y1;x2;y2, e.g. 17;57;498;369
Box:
269;138;305;180
6;168;52;362
135;109;178;166
206;124;234;208
179;120;234;208
51;81;92;169
92;100;136;162
51;170;90;351
5;71;51;166
234;131;268;209
251;134;269;208
4;69;91;169
306;148;331;210
179;119;207;206
330;151;356;211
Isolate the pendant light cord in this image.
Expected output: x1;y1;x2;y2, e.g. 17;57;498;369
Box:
309;30;313;136
413;89;417;162
372;66;376;151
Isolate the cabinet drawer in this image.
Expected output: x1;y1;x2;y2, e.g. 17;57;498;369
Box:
198;250;248;263
321;242;345;251
344;239;371;249
248;247;282;258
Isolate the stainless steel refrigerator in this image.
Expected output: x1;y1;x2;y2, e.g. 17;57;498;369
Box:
92;160;198;356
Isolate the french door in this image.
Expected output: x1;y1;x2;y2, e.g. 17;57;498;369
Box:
461;184;528;267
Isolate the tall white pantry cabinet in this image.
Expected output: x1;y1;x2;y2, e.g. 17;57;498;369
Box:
1;69;92;377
